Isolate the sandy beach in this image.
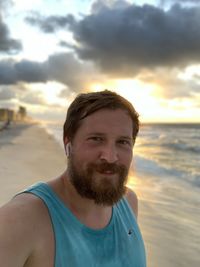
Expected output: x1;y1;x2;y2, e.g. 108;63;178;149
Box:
0;122;66;205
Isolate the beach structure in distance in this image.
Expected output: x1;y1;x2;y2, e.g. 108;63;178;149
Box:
0;106;27;122
0;106;27;131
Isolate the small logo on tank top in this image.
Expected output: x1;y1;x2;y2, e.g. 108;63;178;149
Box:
128;229;133;235
128;228;137;239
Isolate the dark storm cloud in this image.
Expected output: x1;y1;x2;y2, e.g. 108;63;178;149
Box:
26;2;200;75
72;3;200;74
0;15;22;54
0;60;16;84
0;0;22;54
0;52;95;93
16;60;48;82
47;52;85;91
0;60;48;84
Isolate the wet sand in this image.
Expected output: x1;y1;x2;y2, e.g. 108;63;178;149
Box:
129;173;200;267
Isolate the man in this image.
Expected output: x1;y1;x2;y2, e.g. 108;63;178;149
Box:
0;90;146;267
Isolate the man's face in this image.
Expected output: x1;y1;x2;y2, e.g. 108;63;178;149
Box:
67;108;134;206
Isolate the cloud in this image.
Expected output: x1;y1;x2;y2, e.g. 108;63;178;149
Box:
138;68;200;99
2;0;199;107
25;12;75;33
0;0;12;10
47;53;83;90
16;60;48;82
0;59;48;84
160;78;199;99
0;15;22;54
159;0;200;6
0;53;197;105
20;90;47;105
0;82;57;107
0;52;99;93
0;60;16;84
0;0;22;54
91;0;131;13
26;2;200;76
73;3;200;74
0;86;16;100
194;74;200;81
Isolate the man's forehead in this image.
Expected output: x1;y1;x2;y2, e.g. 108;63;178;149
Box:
82;108;131;120
79;108;133;134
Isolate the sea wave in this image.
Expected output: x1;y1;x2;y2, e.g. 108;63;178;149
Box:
137;139;200;154
160;141;200;154
134;155;200;188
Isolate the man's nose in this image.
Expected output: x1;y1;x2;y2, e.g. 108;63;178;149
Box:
99;144;118;163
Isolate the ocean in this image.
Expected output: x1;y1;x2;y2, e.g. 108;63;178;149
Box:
135;123;200;187
42;122;200;267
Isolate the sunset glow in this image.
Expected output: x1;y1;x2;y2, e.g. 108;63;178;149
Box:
88;77;200;122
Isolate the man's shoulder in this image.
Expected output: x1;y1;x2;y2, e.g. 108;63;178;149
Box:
0;193;49;243
125;187;138;219
1;192;46;220
0;193;54;266
0;194;47;266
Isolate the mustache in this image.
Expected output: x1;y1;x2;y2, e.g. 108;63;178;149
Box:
90;162;125;173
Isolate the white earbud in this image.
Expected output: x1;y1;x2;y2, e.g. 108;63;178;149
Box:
65;143;71;157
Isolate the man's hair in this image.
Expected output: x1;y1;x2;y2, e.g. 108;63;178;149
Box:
63;90;139;142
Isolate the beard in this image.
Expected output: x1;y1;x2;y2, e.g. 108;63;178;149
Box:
67;155;128;206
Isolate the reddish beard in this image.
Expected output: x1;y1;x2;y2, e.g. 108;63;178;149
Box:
68;157;128;206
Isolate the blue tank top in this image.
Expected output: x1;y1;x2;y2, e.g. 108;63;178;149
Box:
24;182;146;267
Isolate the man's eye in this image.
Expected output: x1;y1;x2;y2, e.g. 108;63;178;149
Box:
118;140;131;146
88;136;103;142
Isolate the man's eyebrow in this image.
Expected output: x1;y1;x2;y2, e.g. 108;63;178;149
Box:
86;133;133;140
88;132;105;135
86;132;105;136
119;136;132;140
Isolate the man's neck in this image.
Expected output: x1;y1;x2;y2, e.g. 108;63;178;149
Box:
48;172;113;230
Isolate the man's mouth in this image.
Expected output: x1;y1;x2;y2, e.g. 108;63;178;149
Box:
96;169;116;175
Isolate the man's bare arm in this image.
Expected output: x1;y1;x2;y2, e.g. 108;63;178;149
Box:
0;195;41;267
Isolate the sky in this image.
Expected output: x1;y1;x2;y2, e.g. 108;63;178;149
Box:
0;0;200;123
